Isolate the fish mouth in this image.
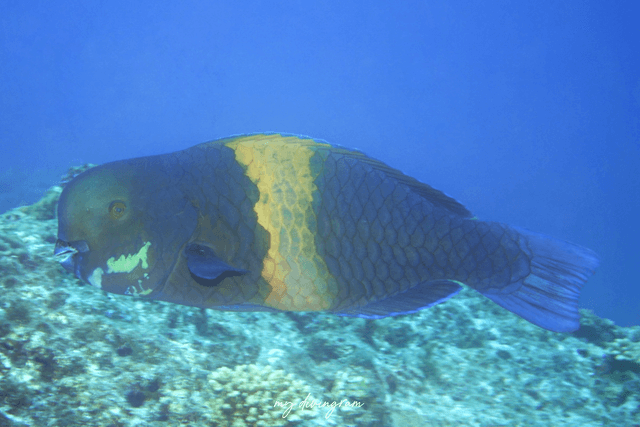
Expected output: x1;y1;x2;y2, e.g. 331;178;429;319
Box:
54;239;89;279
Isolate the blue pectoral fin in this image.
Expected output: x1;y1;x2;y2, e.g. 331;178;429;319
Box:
334;280;462;319
481;228;599;333
185;243;248;286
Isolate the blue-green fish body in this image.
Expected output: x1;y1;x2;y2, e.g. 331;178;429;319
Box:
55;134;598;332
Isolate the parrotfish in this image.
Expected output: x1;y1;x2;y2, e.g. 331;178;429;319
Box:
54;134;598;332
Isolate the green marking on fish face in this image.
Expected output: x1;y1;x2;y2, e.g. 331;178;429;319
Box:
125;283;153;297
88;267;104;289
106;241;151;274
135;279;154;296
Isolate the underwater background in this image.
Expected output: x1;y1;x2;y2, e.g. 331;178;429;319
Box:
1;1;639;425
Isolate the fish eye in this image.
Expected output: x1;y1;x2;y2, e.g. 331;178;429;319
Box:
108;200;127;219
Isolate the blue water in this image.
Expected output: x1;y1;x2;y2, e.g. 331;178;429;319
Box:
1;1;638;327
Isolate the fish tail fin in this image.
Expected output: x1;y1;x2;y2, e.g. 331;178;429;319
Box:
481;227;599;332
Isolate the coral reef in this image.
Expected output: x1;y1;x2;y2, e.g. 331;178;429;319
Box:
208;364;314;425
608;335;640;364
0;178;638;426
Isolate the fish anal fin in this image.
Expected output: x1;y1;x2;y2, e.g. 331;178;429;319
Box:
334;280;462;319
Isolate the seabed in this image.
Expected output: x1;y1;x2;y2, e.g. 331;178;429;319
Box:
0;175;638;426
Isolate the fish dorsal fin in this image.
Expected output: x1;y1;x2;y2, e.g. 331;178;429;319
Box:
324;143;474;218
205;133;473;218
366;157;473;218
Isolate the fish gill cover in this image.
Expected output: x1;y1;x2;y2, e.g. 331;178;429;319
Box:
0;171;638;426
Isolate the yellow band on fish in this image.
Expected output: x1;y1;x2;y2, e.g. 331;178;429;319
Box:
107;241;151;274
227;135;339;311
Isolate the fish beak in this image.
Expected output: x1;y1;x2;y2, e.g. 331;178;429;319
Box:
54;239;89;278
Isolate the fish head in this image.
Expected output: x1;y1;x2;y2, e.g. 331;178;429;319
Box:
54;159;197;297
